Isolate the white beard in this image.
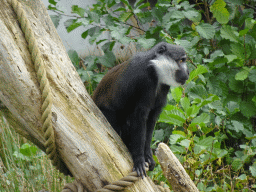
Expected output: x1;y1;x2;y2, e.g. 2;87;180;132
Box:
150;55;181;87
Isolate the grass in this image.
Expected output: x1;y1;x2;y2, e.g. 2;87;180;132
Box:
0;114;73;192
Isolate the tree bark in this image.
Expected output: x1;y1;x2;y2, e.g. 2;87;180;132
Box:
156;143;199;192
0;0;160;191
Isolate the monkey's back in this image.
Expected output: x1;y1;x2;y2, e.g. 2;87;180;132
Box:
92;57;155;113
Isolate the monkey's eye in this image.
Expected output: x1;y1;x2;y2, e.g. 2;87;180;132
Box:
179;58;186;63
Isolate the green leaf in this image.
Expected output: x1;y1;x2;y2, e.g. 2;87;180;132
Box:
220;25;239;43
109;26;133;44
232;159;243;171
239;29;249;36
169;10;184;19
85;55;98;70
158;112;185;126
253;95;256;104
154;129;164;141
235;68;249;81
68;50;80;68
183;10;200;22
187;65;208;83
186;105;200;117
193;145;205;155
169;134;185;144
81;30;89;39
197;182;205;191
50;15;61;28
77;70;93;83
240;100;256;118
120;0;133;10
250;163;256;177
102;15;117;26
229;78;244;93
199;136;214;147
49;0;57;6
88;26;101;36
134;0;147;8
113;7;126;12
210;50;224;59
237;174;247;180
180;139;191;148
195;23;216;39
208;100;223;115
87;10;100;23
136;2;150;10
230;43;245;62
159;105;185;126
96;39;108;45
88;27;104;44
219;81;229;97
231;120;244;132
98;51;116;68
170;145;186;154
210;0;230;24
194;137;214;154
20;143;38;157
119;12;133;22
225;54;237;63
72;5;85;17
199;95;219;108
180;97;190;113
248;68;256;82
65;20;83;33
246;17;256;29
102;41;116;52
189;84;208;99
137;38;156;49
191;113;210;124
226;101;240;114
171;87;183;103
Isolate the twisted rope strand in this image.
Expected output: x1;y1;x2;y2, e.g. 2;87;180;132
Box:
8;0;59;168
96;167;149;192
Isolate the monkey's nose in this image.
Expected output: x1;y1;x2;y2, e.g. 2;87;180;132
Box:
175;70;189;85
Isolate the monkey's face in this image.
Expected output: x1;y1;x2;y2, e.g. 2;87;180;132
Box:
174;56;189;85
150;54;189;87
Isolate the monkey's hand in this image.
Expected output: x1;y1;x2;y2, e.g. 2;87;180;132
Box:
133;157;148;179
145;154;156;171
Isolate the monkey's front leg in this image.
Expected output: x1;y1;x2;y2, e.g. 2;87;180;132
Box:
129;105;150;178
144;107;162;171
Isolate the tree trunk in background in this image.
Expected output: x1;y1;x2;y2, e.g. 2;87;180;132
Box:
0;0;160;191
156;143;199;192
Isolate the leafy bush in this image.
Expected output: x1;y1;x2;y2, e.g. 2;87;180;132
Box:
49;0;256;191
0;115;73;191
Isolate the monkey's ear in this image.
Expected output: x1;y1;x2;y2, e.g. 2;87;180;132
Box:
157;45;166;54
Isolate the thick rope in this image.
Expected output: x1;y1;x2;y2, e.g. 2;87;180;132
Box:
96;168;149;192
63;168;171;192
8;0;59;169
63;167;152;191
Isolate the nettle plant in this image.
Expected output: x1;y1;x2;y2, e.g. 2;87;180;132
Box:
48;0;256;190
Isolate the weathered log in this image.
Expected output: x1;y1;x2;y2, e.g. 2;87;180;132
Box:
156;143;199;192
0;0;160;191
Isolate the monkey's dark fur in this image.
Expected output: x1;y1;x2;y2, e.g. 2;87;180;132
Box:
93;42;189;177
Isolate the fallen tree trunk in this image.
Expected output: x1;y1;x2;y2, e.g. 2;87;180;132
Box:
0;0;160;191
156;143;199;192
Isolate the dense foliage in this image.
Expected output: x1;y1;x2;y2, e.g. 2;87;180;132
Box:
0;115;72;191
48;0;256;191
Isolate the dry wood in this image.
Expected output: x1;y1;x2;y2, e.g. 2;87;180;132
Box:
156;143;199;192
0;0;160;191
